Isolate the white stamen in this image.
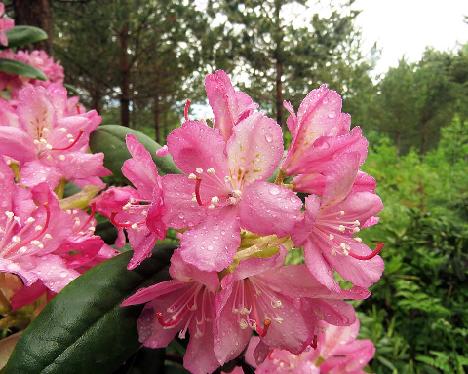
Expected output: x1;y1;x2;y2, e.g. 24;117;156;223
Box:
228;197;237;205
44;234;53;240
353;227;360;233
66;133;74;139
354;237;363;243
207;167;215;174
188;173;197;180
58;155;66;161
232;189;242;198
208;204;216;209
35;225;43;231
338;225;346;232
26;217;35;224
211;196;219;204
12;235;20;243
354;220;361;226
195;168;203;174
339;210;345;216
45;144;53;150
131;223;138;229
5;211;14;219
329;234;334;241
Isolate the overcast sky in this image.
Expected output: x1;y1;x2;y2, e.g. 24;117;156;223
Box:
355;0;468;74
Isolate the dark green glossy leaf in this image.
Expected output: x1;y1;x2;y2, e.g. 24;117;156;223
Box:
4;243;176;374
0;58;46;81
5;26;48;49
89;125;179;183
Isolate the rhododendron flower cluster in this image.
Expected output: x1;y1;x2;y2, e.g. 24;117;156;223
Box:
0;45;115;310
90;70;384;373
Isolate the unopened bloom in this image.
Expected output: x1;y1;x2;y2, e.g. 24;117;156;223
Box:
282;85;368;191
122;251;219;374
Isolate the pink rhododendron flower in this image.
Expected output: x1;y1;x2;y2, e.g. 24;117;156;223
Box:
292;154;384;289
0;3;14;47
122;251;219;374
164;74;302;272
0;83;109;189
214;248;369;367
247;318;375;373
93;134;166;269
0;159;79;294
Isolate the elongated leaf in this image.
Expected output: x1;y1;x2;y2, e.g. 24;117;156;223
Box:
0;59;46;81
5;26;48;49
90;125;179;182
4;243;176;374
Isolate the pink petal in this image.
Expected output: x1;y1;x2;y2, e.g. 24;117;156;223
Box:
123;134;159;199
27;254;79;293
334;191;383;225
284;85;343;172
184;322;219;374
57;152;110;181
20;161;62;189
169;251;219;291
166;120;229;177
303;240;336;291
0;127;36;163
226;112;283;186
136;304;178;348
214;284;252;365
178;207;240;272
122;280;186;306
205;70;257;141
324;242;384;288
304;299;356;326
127;227;158;270
17;85;56;139
11;280;48;310
161;174;206;229
239;181;302;237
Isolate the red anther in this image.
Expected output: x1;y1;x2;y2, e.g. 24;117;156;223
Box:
52;130;84;151
184;99;191;121
156;312;179;327
256;318;271;337
349;242;384;261
194;178;203;206
311;334;318;349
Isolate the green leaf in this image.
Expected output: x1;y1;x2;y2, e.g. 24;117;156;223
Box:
5;26;48;49
89;125;179;182
0;58;46;81
4;243;176;374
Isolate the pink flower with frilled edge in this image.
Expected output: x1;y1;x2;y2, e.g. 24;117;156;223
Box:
281;85;368;189
292;153;384;289
165;73;302;272
0;3;14;47
10;208;116;310
16;50;64;85
0;83;110;189
93;134;166;270
0;159;80;296
246;318;375;373
214;248;369;367
122;251;219;374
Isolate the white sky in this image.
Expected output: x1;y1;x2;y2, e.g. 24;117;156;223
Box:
355;0;468;74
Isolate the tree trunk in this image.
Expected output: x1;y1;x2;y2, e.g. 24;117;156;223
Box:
119;22;130;127
275;59;284;127
91;87;101;113
12;0;53;53
274;0;284;128
153;96;161;143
